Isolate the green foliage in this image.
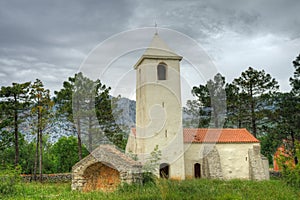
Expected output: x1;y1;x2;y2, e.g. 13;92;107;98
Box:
1;179;300;199
0;165;21;195
142;145;162;174
290;53;300;95
55;73;126;155
0;81;31;166
278;142;300;188
49;136;89;173
142;145;162;184
233;67;279;137
187;73;226;128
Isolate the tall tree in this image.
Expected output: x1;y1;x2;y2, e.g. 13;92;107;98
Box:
54;73;84;159
30;79;53;181
225;83;251;128
55;73;126;155
49;136;89;173
190;73;226;128
233;67;279;137
290;53;300;95
0;82;31;167
274;92;299;164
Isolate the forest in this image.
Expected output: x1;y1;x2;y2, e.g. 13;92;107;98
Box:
0;53;299;182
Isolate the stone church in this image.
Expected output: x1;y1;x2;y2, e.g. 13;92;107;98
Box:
125;33;269;181
72;33;269;191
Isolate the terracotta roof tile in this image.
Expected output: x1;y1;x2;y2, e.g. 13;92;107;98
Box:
131;128;259;143
183;128;259;143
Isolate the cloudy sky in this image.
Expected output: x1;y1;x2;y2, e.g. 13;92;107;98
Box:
0;0;299;103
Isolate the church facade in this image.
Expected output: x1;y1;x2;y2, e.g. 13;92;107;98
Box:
126;33;269;180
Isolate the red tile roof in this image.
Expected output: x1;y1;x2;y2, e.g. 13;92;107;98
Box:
183;128;259;143
131;128;259;143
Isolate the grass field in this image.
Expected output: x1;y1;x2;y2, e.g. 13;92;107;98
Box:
2;179;300;200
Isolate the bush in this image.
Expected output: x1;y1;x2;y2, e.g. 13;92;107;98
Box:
0;165;21;195
278;142;300;188
143;172;158;185
282;164;300;187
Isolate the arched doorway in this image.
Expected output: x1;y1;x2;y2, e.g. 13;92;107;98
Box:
83;162;120;192
194;163;201;178
160;163;169;179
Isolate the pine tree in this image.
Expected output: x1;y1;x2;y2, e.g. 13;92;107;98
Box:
190;73;226;128
30;79;53;181
233;67;279;137
0;82;31;167
290;54;300;95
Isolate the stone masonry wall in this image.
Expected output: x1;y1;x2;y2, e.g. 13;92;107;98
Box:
202;146;223;179
21;173;71;182
248;144;269;180
72;145;142;191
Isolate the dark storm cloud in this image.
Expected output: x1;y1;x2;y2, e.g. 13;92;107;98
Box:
0;0;299;97
127;0;300;93
0;0;135;92
132;0;300;41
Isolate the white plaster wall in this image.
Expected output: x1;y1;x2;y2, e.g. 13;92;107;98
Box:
184;143;205;179
184;143;259;179
216;143;256;179
134;58;185;179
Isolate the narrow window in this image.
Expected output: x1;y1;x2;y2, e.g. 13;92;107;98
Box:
157;63;167;80
165;129;167;138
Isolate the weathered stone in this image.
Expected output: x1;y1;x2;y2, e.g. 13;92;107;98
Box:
202;146;223;179
248;144;269;180
71;144;142;192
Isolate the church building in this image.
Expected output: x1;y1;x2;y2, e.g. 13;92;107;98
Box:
126;33;269;180
72;32;270;192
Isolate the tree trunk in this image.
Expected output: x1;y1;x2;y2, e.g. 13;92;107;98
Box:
250;88;257;138
13;94;19;167
39;128;43;182
88;115;93;152
290;130;298;165
76;118;82;160
33;131;39;181
14;108;19;167
39;108;43;182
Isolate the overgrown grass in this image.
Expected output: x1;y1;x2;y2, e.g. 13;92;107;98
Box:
2;179;300;200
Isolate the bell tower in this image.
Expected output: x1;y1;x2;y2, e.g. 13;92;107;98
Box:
132;33;185;179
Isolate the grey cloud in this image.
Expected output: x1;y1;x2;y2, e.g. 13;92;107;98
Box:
0;0;299;100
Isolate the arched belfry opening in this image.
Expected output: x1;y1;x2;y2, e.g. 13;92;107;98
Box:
157;63;167;80
160;163;170;179
194;163;201;178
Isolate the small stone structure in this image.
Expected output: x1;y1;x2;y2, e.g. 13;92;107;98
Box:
72;144;142;192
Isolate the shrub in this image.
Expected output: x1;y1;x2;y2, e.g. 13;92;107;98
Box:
278;142;300;188
0;165;21;195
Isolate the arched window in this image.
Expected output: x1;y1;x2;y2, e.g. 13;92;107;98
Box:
159;163;169;179
157;63;167;80
194;163;201;178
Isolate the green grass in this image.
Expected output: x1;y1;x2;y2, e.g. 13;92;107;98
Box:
2;179;300;200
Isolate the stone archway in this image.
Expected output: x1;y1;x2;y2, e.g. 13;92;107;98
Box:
72;145;142;192
83;162;120;192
